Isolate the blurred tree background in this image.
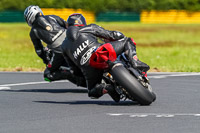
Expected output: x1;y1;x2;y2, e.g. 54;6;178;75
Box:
0;0;200;13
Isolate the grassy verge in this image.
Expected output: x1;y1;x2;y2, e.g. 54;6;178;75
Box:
98;22;200;72
0;23;45;71
0;22;200;72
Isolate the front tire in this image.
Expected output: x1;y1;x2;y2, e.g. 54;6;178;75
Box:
110;63;156;105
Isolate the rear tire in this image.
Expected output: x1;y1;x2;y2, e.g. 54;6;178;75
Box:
110;64;156;105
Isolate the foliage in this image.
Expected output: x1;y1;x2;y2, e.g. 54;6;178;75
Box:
1;0;200;13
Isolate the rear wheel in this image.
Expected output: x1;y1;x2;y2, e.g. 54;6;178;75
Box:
110;63;156;105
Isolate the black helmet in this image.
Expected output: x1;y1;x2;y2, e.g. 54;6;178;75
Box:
67;13;86;27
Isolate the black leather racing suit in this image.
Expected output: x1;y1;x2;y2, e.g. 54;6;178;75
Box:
30;15;86;86
61;24;130;92
30;15;67;65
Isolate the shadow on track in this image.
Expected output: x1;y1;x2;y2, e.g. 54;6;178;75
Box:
34;100;139;106
0;88;88;93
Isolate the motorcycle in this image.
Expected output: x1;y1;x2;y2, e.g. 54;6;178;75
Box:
89;42;156;105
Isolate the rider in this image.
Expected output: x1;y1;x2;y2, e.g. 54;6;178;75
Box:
24;6;86;87
61;13;150;102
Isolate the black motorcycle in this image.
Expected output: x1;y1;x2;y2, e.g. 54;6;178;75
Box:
90;43;156;105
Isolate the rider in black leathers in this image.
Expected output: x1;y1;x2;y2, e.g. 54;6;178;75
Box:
24;6;86;87
61;14;150;102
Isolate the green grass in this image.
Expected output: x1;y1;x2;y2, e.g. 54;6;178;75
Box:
0;23;46;71
98;22;200;72
137;46;200;72
0;22;200;72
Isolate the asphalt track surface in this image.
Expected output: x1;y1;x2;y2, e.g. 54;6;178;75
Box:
0;72;200;133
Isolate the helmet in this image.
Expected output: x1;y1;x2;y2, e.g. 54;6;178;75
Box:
24;5;43;26
67;13;86;27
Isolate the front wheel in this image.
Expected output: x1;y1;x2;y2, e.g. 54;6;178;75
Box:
110;63;156;105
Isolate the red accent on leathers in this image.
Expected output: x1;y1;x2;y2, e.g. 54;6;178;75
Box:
74;24;85;27
142;72;147;77
47;63;52;68
102;88;108;94
131;38;136;45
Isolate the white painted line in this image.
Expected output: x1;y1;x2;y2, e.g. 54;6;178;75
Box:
0;81;48;87
0;80;69;87
148;73;200;79
130;115;148;117
0;87;11;90
156;114;174;118
0;72;42;74
109;114;123;116
107;113;200;118
0;72;199;88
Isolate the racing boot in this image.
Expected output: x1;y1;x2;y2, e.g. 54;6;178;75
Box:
105;84;120;103
131;55;150;72
44;68;74;82
44;68;54;82
125;38;150;72
88;83;120;102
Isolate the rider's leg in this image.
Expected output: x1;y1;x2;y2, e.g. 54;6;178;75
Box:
46;52;66;72
110;38;150;72
88;83;120;103
44;67;87;87
83;67;120;102
43;52;65;81
124;38;150;72
43;52;87;87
